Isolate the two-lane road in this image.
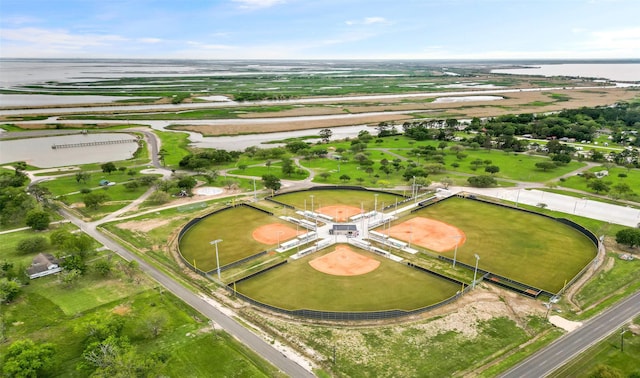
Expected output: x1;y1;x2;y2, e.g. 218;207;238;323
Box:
501;290;640;378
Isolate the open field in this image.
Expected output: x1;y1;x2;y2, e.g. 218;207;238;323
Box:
0;273;278;377
408;197;597;293
272;188;404;211
235;244;460;311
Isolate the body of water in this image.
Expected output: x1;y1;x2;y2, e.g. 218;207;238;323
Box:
0;133;137;168
492;63;640;82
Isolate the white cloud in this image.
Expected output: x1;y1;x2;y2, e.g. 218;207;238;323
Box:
185;41;235;50
585;27;640;51
0;27;126;49
138;37;163;44
346;16;390;26
232;0;286;9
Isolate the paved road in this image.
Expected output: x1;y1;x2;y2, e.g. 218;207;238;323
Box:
500;290;640;378
59;210;315;378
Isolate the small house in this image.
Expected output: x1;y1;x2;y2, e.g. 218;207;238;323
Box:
27;253;62;279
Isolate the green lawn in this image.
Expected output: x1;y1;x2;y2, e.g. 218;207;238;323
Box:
411;198;596;293
229;164;309;180
155;129;192;168
179;205;289;272
1;272;279;377
274;188;404;211
236;245;460;311
559;165;640;200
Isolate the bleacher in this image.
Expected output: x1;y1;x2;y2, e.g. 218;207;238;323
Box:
298;231;316;241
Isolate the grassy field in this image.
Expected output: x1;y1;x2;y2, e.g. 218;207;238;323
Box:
228;164;309;180
0;272;279;377
178;205;289;272
558;165;640;201
235;245;460;311
273;188;404;211
410;198;596;293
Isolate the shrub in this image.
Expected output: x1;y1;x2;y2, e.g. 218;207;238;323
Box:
16;236;48;254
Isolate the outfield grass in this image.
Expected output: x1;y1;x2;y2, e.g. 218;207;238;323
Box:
411;198;596;293
178;205;290;272
274;188;404;211
236;245;460;311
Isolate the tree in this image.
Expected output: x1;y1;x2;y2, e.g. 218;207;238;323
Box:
93;258;113;276
101;162;117;175
319;172;331;181
441;177;454;189
28;184;52;206
146;191;171;205
176;175;197;192
535;161;557;171
83;192;110;210
587;180;610;194
485;165;500;175
60;268;82;287
611;182;632;198
16;236;48;255
261;174;281;192
281;157;295;177
319;128;333;143
61;255;88;276
467;175;497;188
2;339;55;378
339;174;351;183
12;161;27;174
615;228;640;248
0;278;21;303
25;210;50;231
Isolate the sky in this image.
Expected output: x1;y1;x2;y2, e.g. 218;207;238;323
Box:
1;0;640;60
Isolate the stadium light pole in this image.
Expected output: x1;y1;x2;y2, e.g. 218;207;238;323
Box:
253;178;257;202
210;239;223;280
310;195;314;213
374;194;378;213
277;231;284;249
413;176;417;203
452;235;461;268
472;254;480;289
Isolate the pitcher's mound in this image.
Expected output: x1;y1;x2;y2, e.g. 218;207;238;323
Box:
309;245;380;276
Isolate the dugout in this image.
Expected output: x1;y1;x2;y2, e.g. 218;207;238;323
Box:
329;224;358;237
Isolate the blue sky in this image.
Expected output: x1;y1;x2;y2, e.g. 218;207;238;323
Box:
1;0;639;59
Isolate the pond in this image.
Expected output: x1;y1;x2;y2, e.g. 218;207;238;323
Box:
0;133;137;168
